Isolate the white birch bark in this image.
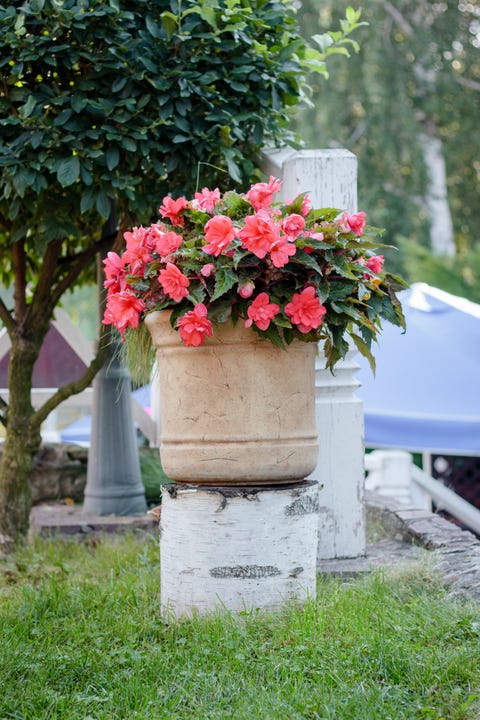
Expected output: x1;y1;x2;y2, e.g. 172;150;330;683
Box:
419;131;455;256
160;482;319;618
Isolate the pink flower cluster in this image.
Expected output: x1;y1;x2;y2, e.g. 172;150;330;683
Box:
103;177;380;347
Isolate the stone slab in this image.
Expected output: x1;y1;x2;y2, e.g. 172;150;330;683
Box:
30;501;158;538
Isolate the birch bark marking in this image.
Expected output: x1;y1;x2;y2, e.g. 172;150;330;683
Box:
262;148;366;561
160;482;319;618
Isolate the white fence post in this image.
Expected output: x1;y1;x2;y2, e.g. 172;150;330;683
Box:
262;148;365;561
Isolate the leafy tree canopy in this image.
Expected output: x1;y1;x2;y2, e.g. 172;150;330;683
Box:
0;0;339;273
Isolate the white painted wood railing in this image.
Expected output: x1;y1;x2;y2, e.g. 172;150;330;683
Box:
365;449;480;536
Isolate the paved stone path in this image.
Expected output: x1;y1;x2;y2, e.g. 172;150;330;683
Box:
366;491;480;602
30;490;480;603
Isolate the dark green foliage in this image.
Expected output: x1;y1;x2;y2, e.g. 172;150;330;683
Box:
0;0;322;266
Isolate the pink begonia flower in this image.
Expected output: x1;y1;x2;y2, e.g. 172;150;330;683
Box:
153;230;183;258
202;215;237;256
238;280;255;299
238;210;280;259
123;225;149;248
200;263;215;278
246;176;282;211
282;213;306;239
285;286;326;334
143;224;163;252
158;262;190;302
122;226;153;275
339;211;366;237
159;196;188;226
103;251;127;295
176;304;213;346
308;231;325;242
269;238;296;268
245;292;280;331
301;194;312;217
194;187;221;213
365;254;384;274
103;291;146;339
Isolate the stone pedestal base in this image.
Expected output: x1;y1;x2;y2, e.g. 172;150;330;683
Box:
160;481;319;618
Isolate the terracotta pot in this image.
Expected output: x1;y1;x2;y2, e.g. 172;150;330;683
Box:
145;311;318;485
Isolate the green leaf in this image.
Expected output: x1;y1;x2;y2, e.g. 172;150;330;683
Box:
160;10;178;39
96;190;112;218
112;77;127;94
19;95;36;119
331;255;357;280
225;154;242;184
306;207;341;223
145;14;161;38
106;147;120;171
187;283;206;304
211;267;238;302
351;332;376;375
254;323;286;349
193;4;218;29
121;138;137;152
71;96;88;113
80;189;96;213
382;288;406;329
311;33;334;53
292;249;323;275
30;131;43;149
207;299;232;324
328;280;356;301
54;108;73;126
57;156;80;187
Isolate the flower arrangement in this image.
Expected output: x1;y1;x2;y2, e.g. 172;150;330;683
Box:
103;176;405;370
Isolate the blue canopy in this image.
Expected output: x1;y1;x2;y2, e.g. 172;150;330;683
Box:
355;283;480;456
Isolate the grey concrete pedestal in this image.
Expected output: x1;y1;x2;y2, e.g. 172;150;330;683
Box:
83;353;147;516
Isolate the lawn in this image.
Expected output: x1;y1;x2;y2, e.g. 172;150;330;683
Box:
1;533;480;719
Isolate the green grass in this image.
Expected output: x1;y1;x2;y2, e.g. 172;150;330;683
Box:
1;535;480;720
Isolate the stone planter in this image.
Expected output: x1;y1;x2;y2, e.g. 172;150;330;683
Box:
145;311;318;485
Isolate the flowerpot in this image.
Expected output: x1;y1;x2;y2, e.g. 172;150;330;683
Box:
145;311;318;485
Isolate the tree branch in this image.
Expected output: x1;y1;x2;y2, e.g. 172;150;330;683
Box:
0;296;16;335
36;238;62;300
50;225;122;309
380;0;414;37
0;394;8;428
455;75;480;93
12;239;27;322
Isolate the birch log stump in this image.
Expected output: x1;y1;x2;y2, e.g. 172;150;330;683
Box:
160;482;319;618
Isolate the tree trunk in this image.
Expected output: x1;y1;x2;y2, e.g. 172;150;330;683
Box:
419;129;455;257
0;334;42;551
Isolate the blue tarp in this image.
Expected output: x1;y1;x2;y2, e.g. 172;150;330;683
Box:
355;283;480;456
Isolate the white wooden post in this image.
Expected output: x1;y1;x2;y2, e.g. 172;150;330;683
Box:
262;148;365;561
